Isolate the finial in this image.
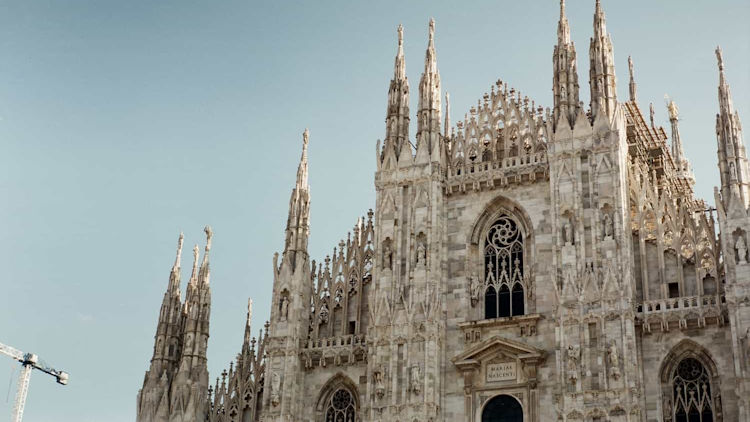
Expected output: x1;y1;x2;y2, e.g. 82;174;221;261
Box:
204;225;213;251
716;46;724;71
428;18;435;43
397;24;403;47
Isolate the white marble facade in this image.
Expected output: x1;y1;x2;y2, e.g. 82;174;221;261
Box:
137;2;750;421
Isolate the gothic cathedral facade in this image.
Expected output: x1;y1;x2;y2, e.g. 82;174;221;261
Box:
136;2;750;421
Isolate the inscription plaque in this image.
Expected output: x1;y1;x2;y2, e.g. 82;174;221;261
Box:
486;362;517;382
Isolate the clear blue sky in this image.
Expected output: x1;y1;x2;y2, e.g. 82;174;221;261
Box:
0;1;747;420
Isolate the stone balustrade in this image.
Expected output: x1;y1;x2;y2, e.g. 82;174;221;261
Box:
636;294;726;332
306;334;366;350
637;294;723;314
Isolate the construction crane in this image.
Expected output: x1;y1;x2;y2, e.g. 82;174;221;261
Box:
0;341;68;422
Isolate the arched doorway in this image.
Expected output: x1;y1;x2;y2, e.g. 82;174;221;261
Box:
482;394;523;422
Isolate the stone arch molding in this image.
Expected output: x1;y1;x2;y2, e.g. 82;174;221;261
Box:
467;195;537;316
658;339;723;422
659;339;719;384
314;372;360;421
478;393;524;422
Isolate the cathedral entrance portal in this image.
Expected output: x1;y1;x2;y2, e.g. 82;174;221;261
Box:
482;394;523;422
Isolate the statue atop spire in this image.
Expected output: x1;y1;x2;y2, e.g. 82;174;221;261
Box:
296;129;310;189
628;55;637;102
553;0;580;131
424;18;438;74
558;0;571;44
650;102;655;128
198;226;213;286
204;225;213;251
714;47;749;208
667;99;694;186
444;92;451;139
589;0;617;121
285;129;312;258
302;128;309;156
189;244;200;285
173;232;184;270
416;18;442;164
394;24;406;80
382;24;411;166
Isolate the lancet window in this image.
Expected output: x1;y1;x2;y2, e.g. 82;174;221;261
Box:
668;357;716;422
484;214;525;319
324;388;356;422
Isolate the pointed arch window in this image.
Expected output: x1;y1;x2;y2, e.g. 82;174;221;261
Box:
670;357;715;422
325;388;356;422
484;215;525;319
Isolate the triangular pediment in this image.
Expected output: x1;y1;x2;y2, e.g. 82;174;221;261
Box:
451;335;545;370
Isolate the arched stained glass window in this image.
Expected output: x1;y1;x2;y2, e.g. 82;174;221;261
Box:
325;388;356;422
484;215;525;319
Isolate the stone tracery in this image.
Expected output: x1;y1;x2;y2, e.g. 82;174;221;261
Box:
483;214;526;319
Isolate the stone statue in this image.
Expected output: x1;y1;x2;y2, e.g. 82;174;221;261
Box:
318;302;329;324
667;100;679;120
469;273;482;306
663;397;673;421
714;393;722;418
567;344;580;368
410;365;422;394
280;296;289;321
383;241;393;270
563;221;573;245
730;161;738;181
608;342;621;380
374;369;386;399
567;344;580;384
270;373;281;407
608;342;619;367
416;240;426;266
736;234;747;264
603;213;614;238
628;56;634;78
649;102;655;128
